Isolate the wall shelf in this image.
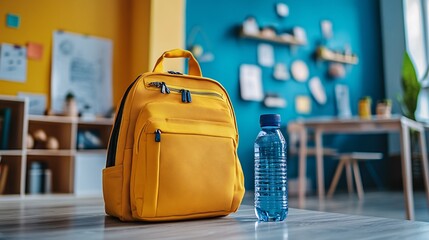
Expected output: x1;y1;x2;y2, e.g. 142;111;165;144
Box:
240;29;306;46
316;46;358;64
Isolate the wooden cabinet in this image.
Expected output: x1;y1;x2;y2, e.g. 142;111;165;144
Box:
0;96;113;197
0;96;28;195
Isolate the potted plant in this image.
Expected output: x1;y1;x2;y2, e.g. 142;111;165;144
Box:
399;52;421;120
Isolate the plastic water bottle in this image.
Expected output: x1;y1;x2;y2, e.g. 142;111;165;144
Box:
254;114;288;222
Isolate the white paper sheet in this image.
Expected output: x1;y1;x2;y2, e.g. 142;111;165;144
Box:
257;43;274;67
239;64;263;101
18;92;46;115
51;31;113;115
335;84;352;117
0;43;27;82
309;76;327;105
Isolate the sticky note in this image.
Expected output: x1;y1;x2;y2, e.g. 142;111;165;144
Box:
6;13;20;28
27;42;44;60
295;95;311;114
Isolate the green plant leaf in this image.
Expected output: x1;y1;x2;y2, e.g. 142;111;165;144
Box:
401;52;421;120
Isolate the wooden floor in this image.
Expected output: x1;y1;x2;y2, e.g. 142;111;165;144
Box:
291;191;429;222
1;191;429;239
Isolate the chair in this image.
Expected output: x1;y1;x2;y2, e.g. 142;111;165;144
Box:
327;152;383;200
287;122;338;196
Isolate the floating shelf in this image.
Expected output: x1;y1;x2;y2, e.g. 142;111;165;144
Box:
316;46;358;64
240;29;306;46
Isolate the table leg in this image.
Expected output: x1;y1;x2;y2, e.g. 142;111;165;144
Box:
352;159;364;200
418;130;429;206
327;159;346;198
400;123;415;220
345;160;354;194
315;129;325;200
298;128;308;208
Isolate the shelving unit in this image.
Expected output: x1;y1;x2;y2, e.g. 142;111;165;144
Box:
0;96;113;197
240;29;306;46
0;96;28;196
316;46;359;64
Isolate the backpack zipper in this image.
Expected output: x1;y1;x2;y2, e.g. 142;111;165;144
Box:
155;129;162;142
148;81;223;102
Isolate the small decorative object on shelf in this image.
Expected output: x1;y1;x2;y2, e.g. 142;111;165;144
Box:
77;130;102;150
358;96;372;119
240;17;306;46
33;129;47;149
27;134;34;149
242;16;259;36
329;62;346;78
316;46;358;64
293;27;307;45
260;26;277;38
27;161;52;194
81;105;96;121
376;99;392;118
63;92;78;117
46;136;60;150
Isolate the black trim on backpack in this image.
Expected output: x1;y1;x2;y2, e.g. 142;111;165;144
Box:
106;75;141;168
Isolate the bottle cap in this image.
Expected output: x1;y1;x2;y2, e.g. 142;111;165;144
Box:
260;114;281;127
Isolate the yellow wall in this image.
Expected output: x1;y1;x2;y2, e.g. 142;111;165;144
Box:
130;0;151;78
0;0;133;107
149;0;185;73
0;0;185;109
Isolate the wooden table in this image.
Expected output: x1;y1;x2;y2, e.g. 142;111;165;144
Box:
289;116;429;220
1;196;429;239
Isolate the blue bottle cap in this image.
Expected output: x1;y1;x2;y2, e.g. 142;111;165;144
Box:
260;114;281;127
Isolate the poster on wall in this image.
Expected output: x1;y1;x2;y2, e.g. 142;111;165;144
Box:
51;31;113;116
0;43;27;82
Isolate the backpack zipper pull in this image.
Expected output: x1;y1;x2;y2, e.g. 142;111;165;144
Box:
180;89;187;103
168;70;183;75
155;129;161;142
186;90;192;103
161;82;170;94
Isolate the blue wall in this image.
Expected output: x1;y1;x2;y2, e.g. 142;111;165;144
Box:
186;0;386;190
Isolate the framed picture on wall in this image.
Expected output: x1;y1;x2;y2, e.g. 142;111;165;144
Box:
51;31;113;116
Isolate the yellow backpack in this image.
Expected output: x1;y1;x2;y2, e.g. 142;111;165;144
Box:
103;49;245;221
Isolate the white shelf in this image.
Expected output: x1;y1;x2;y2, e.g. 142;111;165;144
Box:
0;150;24;156
29;115;76;124
78;118;114;126
27;149;75;157
76;149;107;155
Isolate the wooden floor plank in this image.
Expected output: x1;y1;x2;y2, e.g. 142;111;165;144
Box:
1;191;429;239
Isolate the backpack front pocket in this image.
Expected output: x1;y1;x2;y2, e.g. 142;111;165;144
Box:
131;119;237;220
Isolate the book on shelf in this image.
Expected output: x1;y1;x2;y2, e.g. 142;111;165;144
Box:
0;108;12;150
0;164;9;194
